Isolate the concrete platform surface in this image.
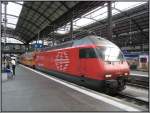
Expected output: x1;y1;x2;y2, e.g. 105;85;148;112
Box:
2;65;140;111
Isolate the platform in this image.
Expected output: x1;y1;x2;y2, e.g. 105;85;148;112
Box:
2;64;141;111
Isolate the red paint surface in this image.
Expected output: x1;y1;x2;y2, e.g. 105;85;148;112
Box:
20;46;130;81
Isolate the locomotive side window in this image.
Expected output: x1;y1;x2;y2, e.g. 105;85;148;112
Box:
79;48;96;58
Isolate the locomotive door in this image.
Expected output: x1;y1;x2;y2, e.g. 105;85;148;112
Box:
79;48;97;78
79;48;88;77
79;59;87;76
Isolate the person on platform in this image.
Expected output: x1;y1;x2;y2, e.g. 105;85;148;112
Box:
11;59;16;76
6;62;13;79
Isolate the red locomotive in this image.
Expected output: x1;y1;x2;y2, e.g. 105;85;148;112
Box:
20;35;130;94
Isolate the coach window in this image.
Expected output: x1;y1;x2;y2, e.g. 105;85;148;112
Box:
79;48;96;58
140;58;147;63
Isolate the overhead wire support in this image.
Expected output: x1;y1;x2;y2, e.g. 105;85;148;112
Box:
70;10;74;40
129;19;132;45
107;1;112;40
53;24;55;46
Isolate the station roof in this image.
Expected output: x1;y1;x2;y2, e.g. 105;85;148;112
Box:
1;1;105;44
55;2;149;47
1;1;148;47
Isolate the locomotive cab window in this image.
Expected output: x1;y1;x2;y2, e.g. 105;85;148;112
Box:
96;46;124;61
79;48;97;58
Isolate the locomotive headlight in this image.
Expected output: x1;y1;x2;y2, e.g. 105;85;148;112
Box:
105;74;112;78
124;73;128;75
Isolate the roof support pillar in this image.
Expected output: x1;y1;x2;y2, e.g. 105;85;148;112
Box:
107;1;112;40
3;2;8;46
2;1;8;69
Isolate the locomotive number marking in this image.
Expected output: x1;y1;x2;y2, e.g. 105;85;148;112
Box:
55;51;70;71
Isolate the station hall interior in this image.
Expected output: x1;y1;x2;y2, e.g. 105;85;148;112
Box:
1;1;149;112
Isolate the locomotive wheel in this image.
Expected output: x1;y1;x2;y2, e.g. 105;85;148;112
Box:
117;77;126;91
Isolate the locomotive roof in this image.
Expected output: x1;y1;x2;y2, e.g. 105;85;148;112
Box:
41;35;117;51
73;35;116;47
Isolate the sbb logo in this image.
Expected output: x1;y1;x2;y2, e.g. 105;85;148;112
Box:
55;51;70;71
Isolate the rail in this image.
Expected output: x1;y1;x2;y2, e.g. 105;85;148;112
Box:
127;74;149;89
116;92;148;111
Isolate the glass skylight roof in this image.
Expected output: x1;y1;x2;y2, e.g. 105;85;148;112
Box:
1;1;147;38
55;2;147;35
1;2;23;29
1;37;23;44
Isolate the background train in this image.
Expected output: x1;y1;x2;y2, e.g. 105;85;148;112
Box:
19;35;130;94
19;52;36;67
123;52;149;71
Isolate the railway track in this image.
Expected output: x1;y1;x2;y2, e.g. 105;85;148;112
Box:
127;75;149;89
115;92;149;111
127;82;148;89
